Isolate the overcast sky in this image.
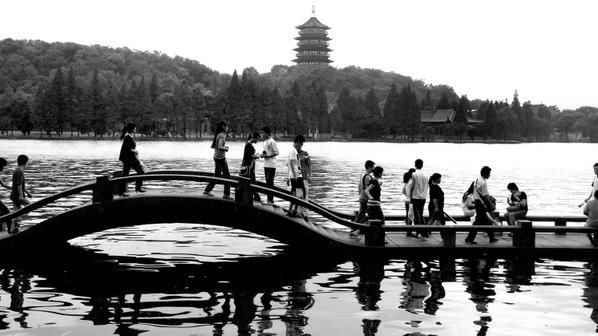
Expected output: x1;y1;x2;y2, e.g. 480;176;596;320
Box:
1;0;597;110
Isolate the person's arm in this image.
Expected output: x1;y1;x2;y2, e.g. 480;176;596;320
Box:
519;198;527;210
364;183;374;200
406;179;413;202
271;141;279;157
584;202;591;216
217;136;228;152
0;177;9;190
289;158;298;179
432;198;440;214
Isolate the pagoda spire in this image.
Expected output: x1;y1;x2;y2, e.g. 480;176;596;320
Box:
312;4;315;16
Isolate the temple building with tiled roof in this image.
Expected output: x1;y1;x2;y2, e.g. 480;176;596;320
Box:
293;6;333;65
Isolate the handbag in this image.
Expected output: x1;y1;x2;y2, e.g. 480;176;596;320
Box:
482;195;496;212
407;203;415;222
239;166;250;177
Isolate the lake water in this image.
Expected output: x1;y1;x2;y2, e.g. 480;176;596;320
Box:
0;139;597;335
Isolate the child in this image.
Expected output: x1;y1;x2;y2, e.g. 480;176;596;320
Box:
9;155;32;234
0;158;11;232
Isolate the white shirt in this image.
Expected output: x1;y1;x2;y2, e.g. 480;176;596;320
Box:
591;176;598;196
410;169;428;200
262;138;279;168
287;147;300;179
473;178;489;200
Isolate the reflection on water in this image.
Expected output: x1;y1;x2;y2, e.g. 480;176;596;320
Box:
1;250;598;335
0;140;598;334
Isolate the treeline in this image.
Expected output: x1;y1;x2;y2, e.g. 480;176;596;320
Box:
1;38;598;141
0;38;457;138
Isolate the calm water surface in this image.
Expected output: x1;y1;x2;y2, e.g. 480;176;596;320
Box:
0;139;597;335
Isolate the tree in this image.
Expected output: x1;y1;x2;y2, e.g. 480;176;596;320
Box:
336;87;361;135
454;95;469;123
436;91;451;110
64;67;80;135
42;67;67;136
382;83;400;136
89;69;107;136
364;88;380;120
522;101;535;140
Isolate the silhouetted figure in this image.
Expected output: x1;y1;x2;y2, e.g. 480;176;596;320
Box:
241;132;262;202
260;127;279;205
119;123;145;195
204;121;232;199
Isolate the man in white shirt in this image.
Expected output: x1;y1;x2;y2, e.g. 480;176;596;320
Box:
287;135;305;217
260;127;279;205
408;159;429;238
465;165;498;244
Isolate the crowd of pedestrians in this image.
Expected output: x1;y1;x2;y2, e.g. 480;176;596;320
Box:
2;120;598;247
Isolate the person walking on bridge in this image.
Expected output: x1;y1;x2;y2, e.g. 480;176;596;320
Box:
287;135;306;218
9;155;32;234
407;159;429;239
241;132;262;202
364;166;385;224
355;160;375;224
260;127;279;205
119;123;145;196
351;160;375;238
204;121;232;200
465;166;498;244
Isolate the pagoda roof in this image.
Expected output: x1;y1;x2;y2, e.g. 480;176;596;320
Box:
296;16;330;29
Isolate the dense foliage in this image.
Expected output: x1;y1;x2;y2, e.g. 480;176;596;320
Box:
0;38;595;141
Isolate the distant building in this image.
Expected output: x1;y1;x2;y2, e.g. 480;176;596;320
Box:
420;109;483;133
293;7;333;65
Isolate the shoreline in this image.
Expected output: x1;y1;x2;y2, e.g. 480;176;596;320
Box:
0;135;590;144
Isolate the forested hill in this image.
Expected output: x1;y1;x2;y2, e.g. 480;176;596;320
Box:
0;38;459;138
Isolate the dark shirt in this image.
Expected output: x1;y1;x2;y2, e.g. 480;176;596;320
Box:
10;168;25;201
510;191;528;212
241;142;256;167
430;184;444;211
119;134;137;163
368;179;381;202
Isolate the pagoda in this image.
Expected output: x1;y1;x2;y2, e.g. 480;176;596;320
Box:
293;6;332;65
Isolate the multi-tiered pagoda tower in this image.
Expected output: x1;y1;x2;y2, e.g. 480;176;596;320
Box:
293;7;332;65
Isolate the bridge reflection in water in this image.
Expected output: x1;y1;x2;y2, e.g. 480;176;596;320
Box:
1;246;597;335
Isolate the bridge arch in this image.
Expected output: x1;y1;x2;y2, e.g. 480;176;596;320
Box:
8;195;335;247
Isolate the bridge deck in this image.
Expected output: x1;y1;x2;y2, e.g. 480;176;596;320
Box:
2;185;596;257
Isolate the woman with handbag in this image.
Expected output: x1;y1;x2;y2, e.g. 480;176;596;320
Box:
240;132;261;202
465;166;498;244
119;122;145;196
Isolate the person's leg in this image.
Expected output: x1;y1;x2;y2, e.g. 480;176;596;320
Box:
10;201;22;234
249;167;260;201
0;200;10;232
204;158;220;194
296;178;306;216
121;162;132;195
413;199;427;237
466;200;485;243
264;168;275;203
355;199;367;223
221;159;231;196
132;161;145;191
